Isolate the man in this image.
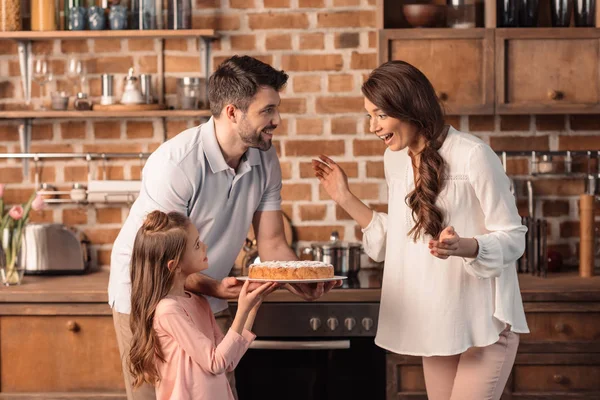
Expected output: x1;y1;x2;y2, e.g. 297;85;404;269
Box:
109;55;340;400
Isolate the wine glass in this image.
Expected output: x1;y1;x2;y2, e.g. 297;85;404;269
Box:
33;58;53;110
66;56;87;95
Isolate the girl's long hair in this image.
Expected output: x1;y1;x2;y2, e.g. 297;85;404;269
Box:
128;210;190;387
362;60;448;240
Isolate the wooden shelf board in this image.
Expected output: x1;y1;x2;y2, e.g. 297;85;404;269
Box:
0;29;216;40
0;110;212;119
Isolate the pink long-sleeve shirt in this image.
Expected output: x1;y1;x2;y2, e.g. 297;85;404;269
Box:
153;293;255;400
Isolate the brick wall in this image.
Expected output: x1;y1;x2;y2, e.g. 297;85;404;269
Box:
1;0;599;269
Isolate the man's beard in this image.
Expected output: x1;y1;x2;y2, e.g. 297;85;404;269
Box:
239;118;275;152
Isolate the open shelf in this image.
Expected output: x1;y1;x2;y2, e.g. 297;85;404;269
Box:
0;110;212;119
0;29;216;40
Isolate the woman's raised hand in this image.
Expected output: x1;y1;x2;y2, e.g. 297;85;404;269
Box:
312;155;350;204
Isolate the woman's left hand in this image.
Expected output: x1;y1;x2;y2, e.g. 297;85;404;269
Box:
429;226;460;259
429;226;479;259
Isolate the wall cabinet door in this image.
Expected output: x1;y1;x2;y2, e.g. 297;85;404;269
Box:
496;28;600;114
1;316;125;392
379;29;495;115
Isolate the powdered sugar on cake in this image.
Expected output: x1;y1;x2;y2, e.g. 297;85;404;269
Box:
249;260;332;268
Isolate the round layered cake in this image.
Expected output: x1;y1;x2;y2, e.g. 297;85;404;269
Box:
248;260;334;280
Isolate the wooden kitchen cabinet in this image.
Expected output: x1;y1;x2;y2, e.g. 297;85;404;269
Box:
378;29;495;115
0;273;126;400
386;274;600;400
1;316;123;393
496;29;600;115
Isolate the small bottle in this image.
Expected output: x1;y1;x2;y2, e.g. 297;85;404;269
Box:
74;92;92;111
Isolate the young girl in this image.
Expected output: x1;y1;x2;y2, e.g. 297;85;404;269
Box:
313;60;529;400
127;210;276;400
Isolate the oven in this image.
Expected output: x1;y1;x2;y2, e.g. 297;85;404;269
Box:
229;302;385;400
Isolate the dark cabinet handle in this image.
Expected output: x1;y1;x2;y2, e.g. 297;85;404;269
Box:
554;322;566;333
437;91;449;101
66;320;80;332
553;374;565;384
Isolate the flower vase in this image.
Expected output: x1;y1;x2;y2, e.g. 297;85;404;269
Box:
0;228;24;286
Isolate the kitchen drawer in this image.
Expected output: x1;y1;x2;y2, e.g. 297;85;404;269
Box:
379;29;494;115
523;312;600;343
496;29;600;114
0;316;124;392
513;365;600;391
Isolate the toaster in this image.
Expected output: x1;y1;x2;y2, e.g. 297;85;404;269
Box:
21;224;91;275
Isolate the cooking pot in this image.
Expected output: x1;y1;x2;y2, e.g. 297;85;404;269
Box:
302;231;362;277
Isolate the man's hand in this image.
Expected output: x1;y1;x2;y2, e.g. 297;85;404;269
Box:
215;276;265;299
284;279;343;301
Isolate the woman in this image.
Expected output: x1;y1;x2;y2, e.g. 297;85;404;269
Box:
313;60;529;400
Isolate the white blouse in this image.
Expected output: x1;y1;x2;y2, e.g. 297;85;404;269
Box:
363;127;529;357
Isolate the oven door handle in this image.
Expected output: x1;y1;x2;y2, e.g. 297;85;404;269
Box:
249;340;351;350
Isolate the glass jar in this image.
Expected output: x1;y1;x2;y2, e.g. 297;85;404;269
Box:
0;0;22;31
167;0;192;29
447;0;476;28
31;0;58;31
131;0;157;29
177;77;205;110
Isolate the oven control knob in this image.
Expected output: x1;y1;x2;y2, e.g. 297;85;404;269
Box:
362;317;374;331
327;317;339;331
344;317;356;331
309;317;321;331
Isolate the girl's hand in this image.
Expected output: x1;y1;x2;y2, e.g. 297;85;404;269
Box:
237;280;278;316
312;155;350;204
429;226;460;260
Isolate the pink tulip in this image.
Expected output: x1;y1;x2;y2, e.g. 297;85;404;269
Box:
8;205;23;220
0;184;4;199
31;194;45;211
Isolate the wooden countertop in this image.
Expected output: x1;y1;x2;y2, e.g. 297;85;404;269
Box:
1;268;599;304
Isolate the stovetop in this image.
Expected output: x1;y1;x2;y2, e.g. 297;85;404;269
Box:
335;268;382;289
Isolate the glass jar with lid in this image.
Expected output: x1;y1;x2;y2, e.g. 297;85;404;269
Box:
0;0;22;31
177;77;206;110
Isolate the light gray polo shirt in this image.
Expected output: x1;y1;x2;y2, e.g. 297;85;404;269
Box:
108;117;282;314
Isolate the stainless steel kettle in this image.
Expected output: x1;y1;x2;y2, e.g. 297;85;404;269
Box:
302;231;362;276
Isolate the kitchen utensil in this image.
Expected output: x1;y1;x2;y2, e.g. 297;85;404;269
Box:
21;224;91;275
33;57;53;111
121;67;144;105
579;193;595;277
50;91;69;110
31;0;57;31
68;6;87;30
38;183;57;200
140;74;153;104
101;74;115;105
402;4;446;28
551;0;573;26
70;183;87;202
109;4;128;29
302;231;363;277
0;0;22;31
88;5;106;30
575;0;595;26
131;0;157;29
446;0;476;28
498;0;519;26
74;92;92;111
177;77;205;109
518;0;539;26
86;179;142;203
167;0;192;29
